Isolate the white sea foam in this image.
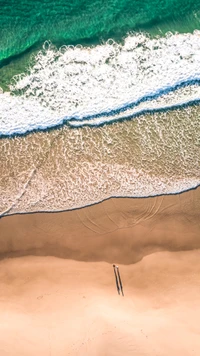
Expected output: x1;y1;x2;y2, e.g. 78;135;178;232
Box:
69;84;200;126
1;31;200;214
0;31;200;136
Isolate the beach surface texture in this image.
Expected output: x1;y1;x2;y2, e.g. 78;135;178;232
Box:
0;0;200;354
0;188;200;355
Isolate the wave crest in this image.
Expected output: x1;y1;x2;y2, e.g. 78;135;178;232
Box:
1;31;200;136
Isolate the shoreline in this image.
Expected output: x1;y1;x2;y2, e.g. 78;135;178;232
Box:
0;186;199;262
1;182;200;219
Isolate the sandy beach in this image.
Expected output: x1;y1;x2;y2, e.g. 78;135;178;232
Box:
1;1;200;354
0;187;200;355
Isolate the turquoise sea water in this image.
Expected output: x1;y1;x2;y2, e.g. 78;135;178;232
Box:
1;0;200;63
0;0;200;89
0;0;200;216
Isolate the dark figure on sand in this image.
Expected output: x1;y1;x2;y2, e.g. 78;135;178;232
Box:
113;265;124;296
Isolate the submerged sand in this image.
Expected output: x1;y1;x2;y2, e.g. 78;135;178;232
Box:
0;187;200;355
1;105;200;216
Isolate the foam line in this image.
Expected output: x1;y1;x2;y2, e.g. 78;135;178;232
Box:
1;31;200;137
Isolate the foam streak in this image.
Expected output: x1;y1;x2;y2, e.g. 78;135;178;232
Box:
1;32;200;136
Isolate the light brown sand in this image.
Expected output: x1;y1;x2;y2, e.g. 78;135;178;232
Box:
0;187;200;355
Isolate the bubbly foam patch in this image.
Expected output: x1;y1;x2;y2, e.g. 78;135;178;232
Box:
0;31;200;136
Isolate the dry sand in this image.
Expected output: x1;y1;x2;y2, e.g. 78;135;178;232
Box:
0;187;200;355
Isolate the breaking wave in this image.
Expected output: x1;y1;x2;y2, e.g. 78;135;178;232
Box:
1;31;200;137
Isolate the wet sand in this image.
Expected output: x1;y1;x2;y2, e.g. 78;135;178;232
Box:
0;187;200;355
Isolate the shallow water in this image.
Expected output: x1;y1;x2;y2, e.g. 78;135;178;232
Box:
1;105;200;216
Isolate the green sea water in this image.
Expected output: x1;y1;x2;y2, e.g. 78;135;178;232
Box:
1;0;200;61
0;0;200;87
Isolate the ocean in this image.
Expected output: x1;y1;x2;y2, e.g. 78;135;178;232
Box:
0;0;200;216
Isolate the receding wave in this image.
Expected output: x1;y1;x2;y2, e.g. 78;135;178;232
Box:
0;32;200;137
1;103;200;217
